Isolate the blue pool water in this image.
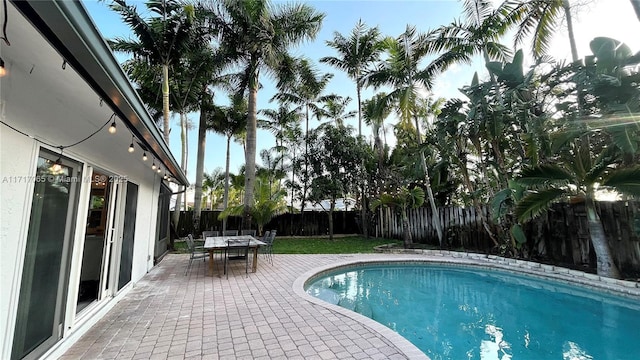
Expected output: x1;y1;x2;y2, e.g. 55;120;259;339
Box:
305;264;640;360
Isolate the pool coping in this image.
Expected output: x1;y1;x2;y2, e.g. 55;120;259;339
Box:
292;252;640;360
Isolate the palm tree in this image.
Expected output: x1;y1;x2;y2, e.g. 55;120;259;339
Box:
320;20;382;137
202;169;225;210
108;0;199;145
362;93;391;172
259;105;302;193
516;155;639;279
209;95;248;232
318;95;357;128
218;173;288;235
364;26;461;246
211;0;324;228
271;58;334;213
507;0;580;61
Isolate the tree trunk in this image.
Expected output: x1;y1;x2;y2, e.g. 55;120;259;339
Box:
413;115;444;245
223;135;232;232
193;103;208;232
401;208;412;248
356;82;362;137
328;200;335;241
171;112;188;235
632;0;640;21
162;64;170;145
562;0;579;62
242;80;258;229
290;146;296;234
585;197;620;278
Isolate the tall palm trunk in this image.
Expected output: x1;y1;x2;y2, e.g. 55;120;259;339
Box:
172;112;188;234
223;135;232;232
357;77;368;238
562;0;579;62
413;114;444;245
301;104;311;214
242;80;258;229
162;64;170;144
290;146;296;234
356;81;363;137
632;0;640;21
585;194;620;278
193;99;207;232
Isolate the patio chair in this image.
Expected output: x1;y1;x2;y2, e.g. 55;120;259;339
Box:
202;230;218;238
222;229;239;236
224;237;251;278
185;234;207;275
202;230;223;263
261;230;276;265
240;229;256;237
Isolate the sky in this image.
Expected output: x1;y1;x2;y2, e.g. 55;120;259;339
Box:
83;0;640;186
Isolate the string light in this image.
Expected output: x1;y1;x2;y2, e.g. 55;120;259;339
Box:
50;148;63;173
108;120;116;134
0;57;6;77
0;104;180;184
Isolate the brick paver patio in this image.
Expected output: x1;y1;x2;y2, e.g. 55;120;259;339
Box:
59;251;639;360
59;254;424;360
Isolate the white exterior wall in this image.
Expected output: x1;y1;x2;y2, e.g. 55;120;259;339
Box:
0;8;169;358
0;104;165;360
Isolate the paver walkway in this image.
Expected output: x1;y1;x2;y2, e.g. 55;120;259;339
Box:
59;254;419;360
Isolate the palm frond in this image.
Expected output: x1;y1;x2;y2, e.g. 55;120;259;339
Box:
515;188;567;222
517;164;574;187
601;166;640;197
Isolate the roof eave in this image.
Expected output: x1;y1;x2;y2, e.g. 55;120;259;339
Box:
11;0;189;186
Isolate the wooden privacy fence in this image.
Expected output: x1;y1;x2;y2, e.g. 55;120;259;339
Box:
176;210;360;237
372;201;640;275
371;206;495;249
177;202;640;274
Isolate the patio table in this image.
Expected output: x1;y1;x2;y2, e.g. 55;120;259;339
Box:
203;235;266;276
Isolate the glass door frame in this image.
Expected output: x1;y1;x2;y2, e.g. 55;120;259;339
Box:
11;149;82;360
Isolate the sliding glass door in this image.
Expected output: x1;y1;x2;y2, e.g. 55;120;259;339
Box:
118;182;138;290
12;151;81;360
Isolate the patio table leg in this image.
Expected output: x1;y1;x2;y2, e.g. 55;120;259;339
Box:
252;248;259;272
208;250;214;276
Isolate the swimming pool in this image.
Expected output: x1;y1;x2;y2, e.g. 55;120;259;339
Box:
305;263;640;360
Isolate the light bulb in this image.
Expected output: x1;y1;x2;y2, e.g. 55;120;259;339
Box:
128;143;135;153
108;122;116;134
157;167;162;173
50;158;62;173
142;152;148;161
151;162;156;170
0;57;6;77
163;173;168;180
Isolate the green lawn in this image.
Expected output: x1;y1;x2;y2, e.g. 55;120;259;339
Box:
172;236;401;254
272;236;401;254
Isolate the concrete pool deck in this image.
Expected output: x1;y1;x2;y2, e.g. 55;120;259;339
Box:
60;252;640;360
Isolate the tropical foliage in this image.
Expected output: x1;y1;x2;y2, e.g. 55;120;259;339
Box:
107;0;640;278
